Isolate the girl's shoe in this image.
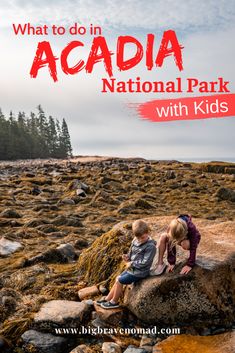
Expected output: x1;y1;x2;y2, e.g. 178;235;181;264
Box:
152;263;167;276
96;298;107;306
101;301;119;309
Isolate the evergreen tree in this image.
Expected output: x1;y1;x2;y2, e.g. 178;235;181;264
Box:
0;106;73;161
61;119;73;157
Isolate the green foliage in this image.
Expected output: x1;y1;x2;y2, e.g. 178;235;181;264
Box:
0;106;73;160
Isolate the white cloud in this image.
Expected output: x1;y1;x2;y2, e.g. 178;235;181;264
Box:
0;0;235;31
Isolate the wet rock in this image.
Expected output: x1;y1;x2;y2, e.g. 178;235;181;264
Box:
33;204;59;212
37;224;59;233
91;190;117;205
135;198;155;209
31;186;42;195
102;342;122;353
52;215;83;227
26;244;76;265
25;218;49;228
57;243;77;260
118;198;155;214
60;198;76;205
153;332;235;353
70;345;93;353
74;238;89;250
216;187;235;202
0;237;23;256
78;285;99;300
21;329;69;353
34;300;91;331
169;182;181;189
0;208;22;218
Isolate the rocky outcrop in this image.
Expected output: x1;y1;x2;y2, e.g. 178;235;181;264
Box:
124;217;235;327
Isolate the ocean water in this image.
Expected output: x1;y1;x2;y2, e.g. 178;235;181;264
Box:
178;158;235;163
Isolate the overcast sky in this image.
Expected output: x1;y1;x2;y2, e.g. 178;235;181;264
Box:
0;0;234;161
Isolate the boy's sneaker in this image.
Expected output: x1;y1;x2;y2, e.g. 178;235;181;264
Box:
151;263;167;276
101;301;119;309
96;298;107;306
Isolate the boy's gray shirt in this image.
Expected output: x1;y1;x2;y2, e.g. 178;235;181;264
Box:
127;237;156;277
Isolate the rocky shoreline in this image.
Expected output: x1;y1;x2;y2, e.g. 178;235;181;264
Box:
0;156;234;353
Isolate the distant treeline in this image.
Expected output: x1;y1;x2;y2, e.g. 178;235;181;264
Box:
0;105;72;160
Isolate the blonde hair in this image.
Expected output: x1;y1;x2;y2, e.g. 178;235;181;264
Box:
168;218;188;245
132;219;149;238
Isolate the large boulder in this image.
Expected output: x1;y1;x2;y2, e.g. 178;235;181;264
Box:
124;217;235;327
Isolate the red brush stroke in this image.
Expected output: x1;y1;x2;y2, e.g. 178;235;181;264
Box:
131;94;235;123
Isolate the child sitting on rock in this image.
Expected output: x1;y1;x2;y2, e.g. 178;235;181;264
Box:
154;214;201;275
97;219;156;309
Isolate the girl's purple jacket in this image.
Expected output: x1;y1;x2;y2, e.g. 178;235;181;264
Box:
167;215;201;267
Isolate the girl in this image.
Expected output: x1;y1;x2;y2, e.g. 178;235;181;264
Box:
155;214;201;275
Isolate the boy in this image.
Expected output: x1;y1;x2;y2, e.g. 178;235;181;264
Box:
97;219;156;309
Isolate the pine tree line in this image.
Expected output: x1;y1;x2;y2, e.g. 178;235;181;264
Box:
0;105;73;160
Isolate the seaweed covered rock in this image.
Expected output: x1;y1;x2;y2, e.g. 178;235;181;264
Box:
216;187;235;202
153;332;235;353
0;288;22;322
77;222;132;285
25;244;77;266
0;209;22;218
124;218;235;327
